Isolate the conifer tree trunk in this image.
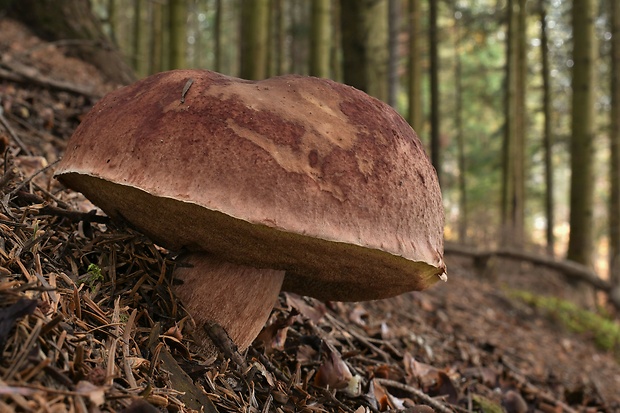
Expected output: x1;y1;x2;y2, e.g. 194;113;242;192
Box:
408;0;423;130
272;0;286;76
132;0;147;77
240;0;270;80
540;0;555;256
107;0;117;44
330;0;342;82
387;0;400;107
454;7;467;243
340;0;366;90
428;0;441;181
310;0;331;78
340;0;388;101
168;0;187;69
214;0;222;72
609;0;620;290
148;0;163;74
501;0;526;246
567;0;597;266
366;0;389;101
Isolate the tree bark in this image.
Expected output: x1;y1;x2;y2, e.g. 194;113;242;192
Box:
149;0;164;74
340;0;388;101
454;7;467;243
168;0;187;69
132;0;147;77
1;0;135;85
407;0;423;131
310;0;332;78
540;0;555;256
272;0;286;76
330;0;343;82
609;0;620;294
501;0;526;246
567;0;596;266
366;0;389;101
240;0;270;80
428;0;440;182
214;0;223;72
387;0;400;107
340;0;366;90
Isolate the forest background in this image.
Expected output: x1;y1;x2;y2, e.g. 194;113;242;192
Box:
8;0;618;299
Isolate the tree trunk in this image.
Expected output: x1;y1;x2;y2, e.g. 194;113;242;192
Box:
408;0;423;131
132;0;147;77
168;0;187;69
272;0;286;76
428;0;440;182
340;0;366;91
609;0;620;294
454;7;466;243
1;0;135;85
366;0;389;101
288;1;306;74
567;0;597;267
214;0;223;72
330;0;343;82
340;0;388;101
387;0;400;107
240;0;270;80
310;0;331;78
501;0;526;247
149;0;164;74
540;0;555;256
107;0;118;45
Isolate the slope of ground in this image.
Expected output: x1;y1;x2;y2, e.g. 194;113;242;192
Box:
1;17;619;413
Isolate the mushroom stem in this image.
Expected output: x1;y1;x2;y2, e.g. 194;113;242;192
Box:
173;252;284;353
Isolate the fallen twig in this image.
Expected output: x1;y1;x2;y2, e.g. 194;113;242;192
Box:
375;378;454;413
0;107;30;156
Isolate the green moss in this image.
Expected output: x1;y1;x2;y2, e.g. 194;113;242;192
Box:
82;263;104;291
472;394;503;413
510;290;620;355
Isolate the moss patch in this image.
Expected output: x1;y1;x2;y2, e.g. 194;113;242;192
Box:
510;290;620;356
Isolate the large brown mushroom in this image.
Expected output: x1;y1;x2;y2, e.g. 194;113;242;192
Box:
55;70;446;352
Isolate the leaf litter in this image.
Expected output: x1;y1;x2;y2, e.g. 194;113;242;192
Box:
1;16;620;413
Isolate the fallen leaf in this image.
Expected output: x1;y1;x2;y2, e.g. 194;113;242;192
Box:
403;352;437;388
75;380;106;407
256;308;299;352
284;292;326;323
314;345;353;389
348;304;369;327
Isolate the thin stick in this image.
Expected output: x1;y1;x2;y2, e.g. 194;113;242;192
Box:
0;107;31;155
122;309;138;389
374;378;454;413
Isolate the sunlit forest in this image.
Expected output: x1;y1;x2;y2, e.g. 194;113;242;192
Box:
89;0;618;279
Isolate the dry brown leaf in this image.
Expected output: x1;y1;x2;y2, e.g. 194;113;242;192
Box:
75;380;105;407
314;346;353;390
348;304;369;328
284;293;326;323
403;352;437;388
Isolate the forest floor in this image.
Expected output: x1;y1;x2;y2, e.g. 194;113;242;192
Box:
1;17;619;413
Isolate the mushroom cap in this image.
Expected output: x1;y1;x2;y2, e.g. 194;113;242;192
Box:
55;70;446;301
